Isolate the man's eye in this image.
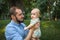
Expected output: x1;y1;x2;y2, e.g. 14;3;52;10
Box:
19;13;23;15
19;14;21;15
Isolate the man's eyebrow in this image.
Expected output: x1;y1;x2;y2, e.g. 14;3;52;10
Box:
19;13;23;15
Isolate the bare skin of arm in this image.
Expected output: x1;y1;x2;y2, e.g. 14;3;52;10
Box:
24;23;40;40
24;24;34;30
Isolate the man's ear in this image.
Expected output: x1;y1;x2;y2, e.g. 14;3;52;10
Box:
11;15;15;19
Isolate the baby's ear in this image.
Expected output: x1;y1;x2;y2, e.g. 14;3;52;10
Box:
37;22;40;26
38;13;40;18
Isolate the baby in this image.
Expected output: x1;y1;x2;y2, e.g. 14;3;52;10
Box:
24;8;41;40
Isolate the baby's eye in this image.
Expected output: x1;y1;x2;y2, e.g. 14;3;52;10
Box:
33;13;35;15
31;13;35;15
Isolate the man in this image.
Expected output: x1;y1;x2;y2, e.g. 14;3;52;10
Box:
5;7;39;40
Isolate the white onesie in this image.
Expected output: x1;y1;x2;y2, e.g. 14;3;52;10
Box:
30;18;41;38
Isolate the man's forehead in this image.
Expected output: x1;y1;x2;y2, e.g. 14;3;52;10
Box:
16;9;22;13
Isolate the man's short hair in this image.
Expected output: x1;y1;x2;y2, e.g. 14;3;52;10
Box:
9;6;20;17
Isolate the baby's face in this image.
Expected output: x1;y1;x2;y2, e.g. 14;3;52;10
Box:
31;10;38;19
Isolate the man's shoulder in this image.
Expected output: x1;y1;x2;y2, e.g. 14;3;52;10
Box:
7;22;12;26
6;22;14;29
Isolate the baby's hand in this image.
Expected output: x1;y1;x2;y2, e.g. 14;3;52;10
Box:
24;27;27;30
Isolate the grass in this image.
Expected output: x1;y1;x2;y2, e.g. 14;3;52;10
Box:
40;21;60;40
0;20;60;40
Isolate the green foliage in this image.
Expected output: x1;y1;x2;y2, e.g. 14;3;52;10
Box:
0;0;9;20
24;0;60;20
53;0;60;19
40;21;60;40
0;0;60;20
0;0;9;13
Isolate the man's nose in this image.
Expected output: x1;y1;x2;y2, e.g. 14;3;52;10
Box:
22;14;24;18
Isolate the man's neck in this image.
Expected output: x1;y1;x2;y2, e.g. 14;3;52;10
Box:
12;19;19;24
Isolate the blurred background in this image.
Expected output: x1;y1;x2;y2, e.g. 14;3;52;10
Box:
0;0;60;40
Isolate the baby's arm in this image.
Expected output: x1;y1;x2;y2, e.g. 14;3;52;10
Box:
24;19;39;30
24;24;34;30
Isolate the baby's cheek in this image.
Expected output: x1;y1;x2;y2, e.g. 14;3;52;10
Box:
33;16;37;18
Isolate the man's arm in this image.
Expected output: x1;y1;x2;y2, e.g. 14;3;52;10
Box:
5;26;24;40
24;29;34;40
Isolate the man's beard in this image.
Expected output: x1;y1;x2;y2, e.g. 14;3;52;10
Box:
15;17;24;24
